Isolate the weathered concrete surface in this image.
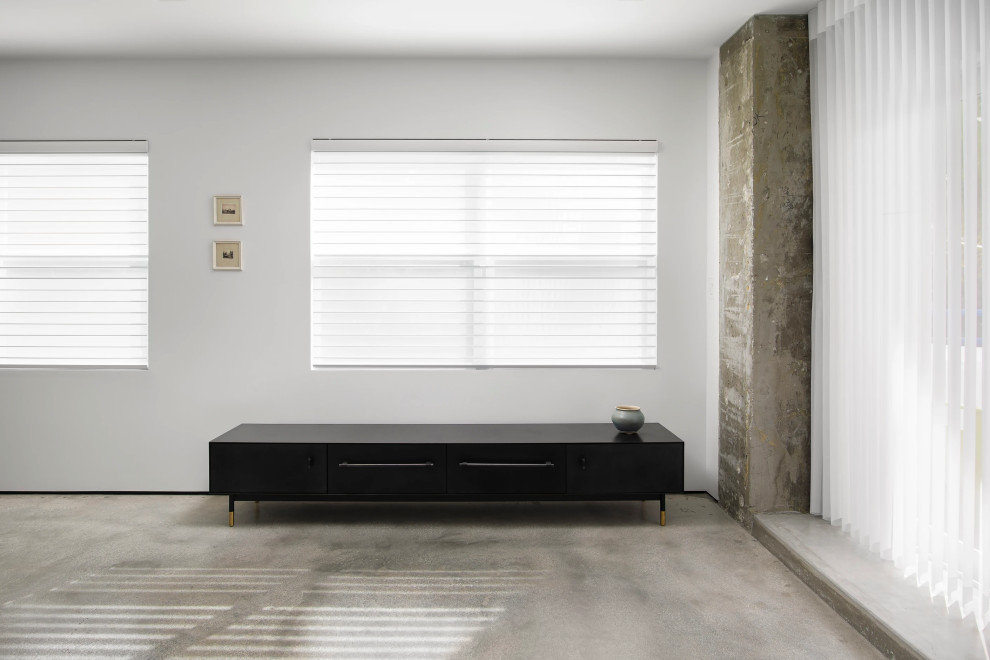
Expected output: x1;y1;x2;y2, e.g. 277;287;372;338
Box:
719;16;813;528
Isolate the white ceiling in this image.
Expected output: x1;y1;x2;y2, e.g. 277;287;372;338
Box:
0;0;817;59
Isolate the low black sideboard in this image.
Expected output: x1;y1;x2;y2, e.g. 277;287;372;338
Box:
209;423;684;526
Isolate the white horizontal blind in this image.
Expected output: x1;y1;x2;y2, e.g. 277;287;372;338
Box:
311;140;658;367
0;141;148;367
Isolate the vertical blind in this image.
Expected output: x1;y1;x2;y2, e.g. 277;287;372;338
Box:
810;0;988;627
311;140;658;368
0;141;149;367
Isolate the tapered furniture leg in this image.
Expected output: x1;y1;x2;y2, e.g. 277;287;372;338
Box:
228;496;235;527
660;494;666;526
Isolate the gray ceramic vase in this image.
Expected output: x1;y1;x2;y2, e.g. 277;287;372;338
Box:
611;405;645;433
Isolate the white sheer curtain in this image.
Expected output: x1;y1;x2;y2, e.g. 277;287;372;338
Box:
810;0;988;627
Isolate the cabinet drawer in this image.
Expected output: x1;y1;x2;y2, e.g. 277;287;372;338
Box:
447;444;565;494
566;443;684;494
210;443;327;494
327;444;445;494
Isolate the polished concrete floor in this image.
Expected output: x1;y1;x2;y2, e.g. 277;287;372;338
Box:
0;494;881;659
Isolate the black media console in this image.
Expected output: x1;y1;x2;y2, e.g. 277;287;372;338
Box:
209;423;685;526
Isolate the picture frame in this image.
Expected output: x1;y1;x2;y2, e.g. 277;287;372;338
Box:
213;240;242;270
213;195;242;225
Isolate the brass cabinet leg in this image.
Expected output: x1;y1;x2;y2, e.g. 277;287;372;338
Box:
228;496;235;527
660;494;666;526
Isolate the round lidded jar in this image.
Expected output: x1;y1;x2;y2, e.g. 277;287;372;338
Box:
611;405;645;433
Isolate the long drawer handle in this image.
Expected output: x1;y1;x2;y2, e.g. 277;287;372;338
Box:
338;461;435;468
459;461;555;468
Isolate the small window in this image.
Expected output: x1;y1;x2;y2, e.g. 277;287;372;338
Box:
0;141;149;367
311;139;658;368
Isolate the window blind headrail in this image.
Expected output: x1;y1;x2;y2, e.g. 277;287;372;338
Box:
313;139;658;153
0;141;148;154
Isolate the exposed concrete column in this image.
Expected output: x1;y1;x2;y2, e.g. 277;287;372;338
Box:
718;16;813;527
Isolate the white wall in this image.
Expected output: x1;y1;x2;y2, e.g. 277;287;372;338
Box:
705;53;721;500
0;58;710;492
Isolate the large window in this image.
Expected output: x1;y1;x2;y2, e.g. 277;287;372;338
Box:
311;139;658;368
0;141;149;367
810;0;989;627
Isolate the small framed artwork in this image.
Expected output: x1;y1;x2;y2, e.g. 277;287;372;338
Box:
213;240;242;270
213;195;242;225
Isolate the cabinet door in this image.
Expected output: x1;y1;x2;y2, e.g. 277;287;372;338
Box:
447;444;565;494
210;443;327;494
326;444;445;494
566;443;683;495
